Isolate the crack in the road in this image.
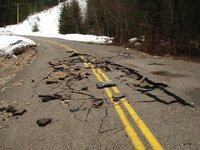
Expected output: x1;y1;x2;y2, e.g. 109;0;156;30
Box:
98;108;110;133
29;47;195;149
125;79;193;106
34;49;194;111
97;106;125;134
70;101;87;112
144;93;178;105
70;90;95;99
84;108;91;122
98;108;122;134
104;60;143;80
92;59;194;107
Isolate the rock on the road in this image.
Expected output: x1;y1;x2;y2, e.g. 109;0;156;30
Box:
36;118;52;127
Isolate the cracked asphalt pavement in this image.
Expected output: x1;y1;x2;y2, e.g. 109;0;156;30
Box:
0;36;200;150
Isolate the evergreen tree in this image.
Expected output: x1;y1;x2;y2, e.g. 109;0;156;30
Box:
59;0;83;34
70;0;83;33
59;3;75;34
19;0;30;22
85;0;105;35
0;0;16;27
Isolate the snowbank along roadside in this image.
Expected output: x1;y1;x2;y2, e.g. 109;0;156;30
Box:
0;35;36;56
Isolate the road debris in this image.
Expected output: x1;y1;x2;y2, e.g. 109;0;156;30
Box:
38;94;63;102
81;86;88;91
54;64;68;71
92;99;104;108
136;77;146;85
0;105;16;113
60;100;70;105
96;80;116;89
112;93;125;102
96;64;111;71
134;83;155;92
46;80;58;84
36;118;52;127
0;101;27;128
103;60;143;80
92;59;193;107
68;52;80;58
12;108;26;116
45;56;90;85
84;72;91;76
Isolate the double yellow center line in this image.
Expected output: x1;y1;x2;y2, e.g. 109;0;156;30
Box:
40;39;164;150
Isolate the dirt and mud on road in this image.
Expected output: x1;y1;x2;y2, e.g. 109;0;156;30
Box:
0;37;200;150
0;46;37;87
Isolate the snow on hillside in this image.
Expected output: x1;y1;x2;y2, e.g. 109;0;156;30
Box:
1;4;61;36
58;34;113;44
0;35;36;56
0;1;113;45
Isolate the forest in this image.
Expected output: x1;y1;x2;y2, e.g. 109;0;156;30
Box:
1;0;200;57
60;0;200;57
0;0;61;26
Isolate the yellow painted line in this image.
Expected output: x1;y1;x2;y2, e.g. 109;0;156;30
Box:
97;68;109;80
97;69;164;150
121;98;163;150
91;68;145;150
39;38;77;52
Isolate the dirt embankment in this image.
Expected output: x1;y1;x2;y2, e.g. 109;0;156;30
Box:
0;46;37;87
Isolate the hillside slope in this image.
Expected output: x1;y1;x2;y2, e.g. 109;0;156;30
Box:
0;0;86;36
0;1;112;44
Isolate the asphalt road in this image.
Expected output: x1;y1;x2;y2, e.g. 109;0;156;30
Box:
0;36;200;150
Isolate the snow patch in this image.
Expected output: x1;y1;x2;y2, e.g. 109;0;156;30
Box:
58;34;113;44
129;38;138;44
0;35;36;56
